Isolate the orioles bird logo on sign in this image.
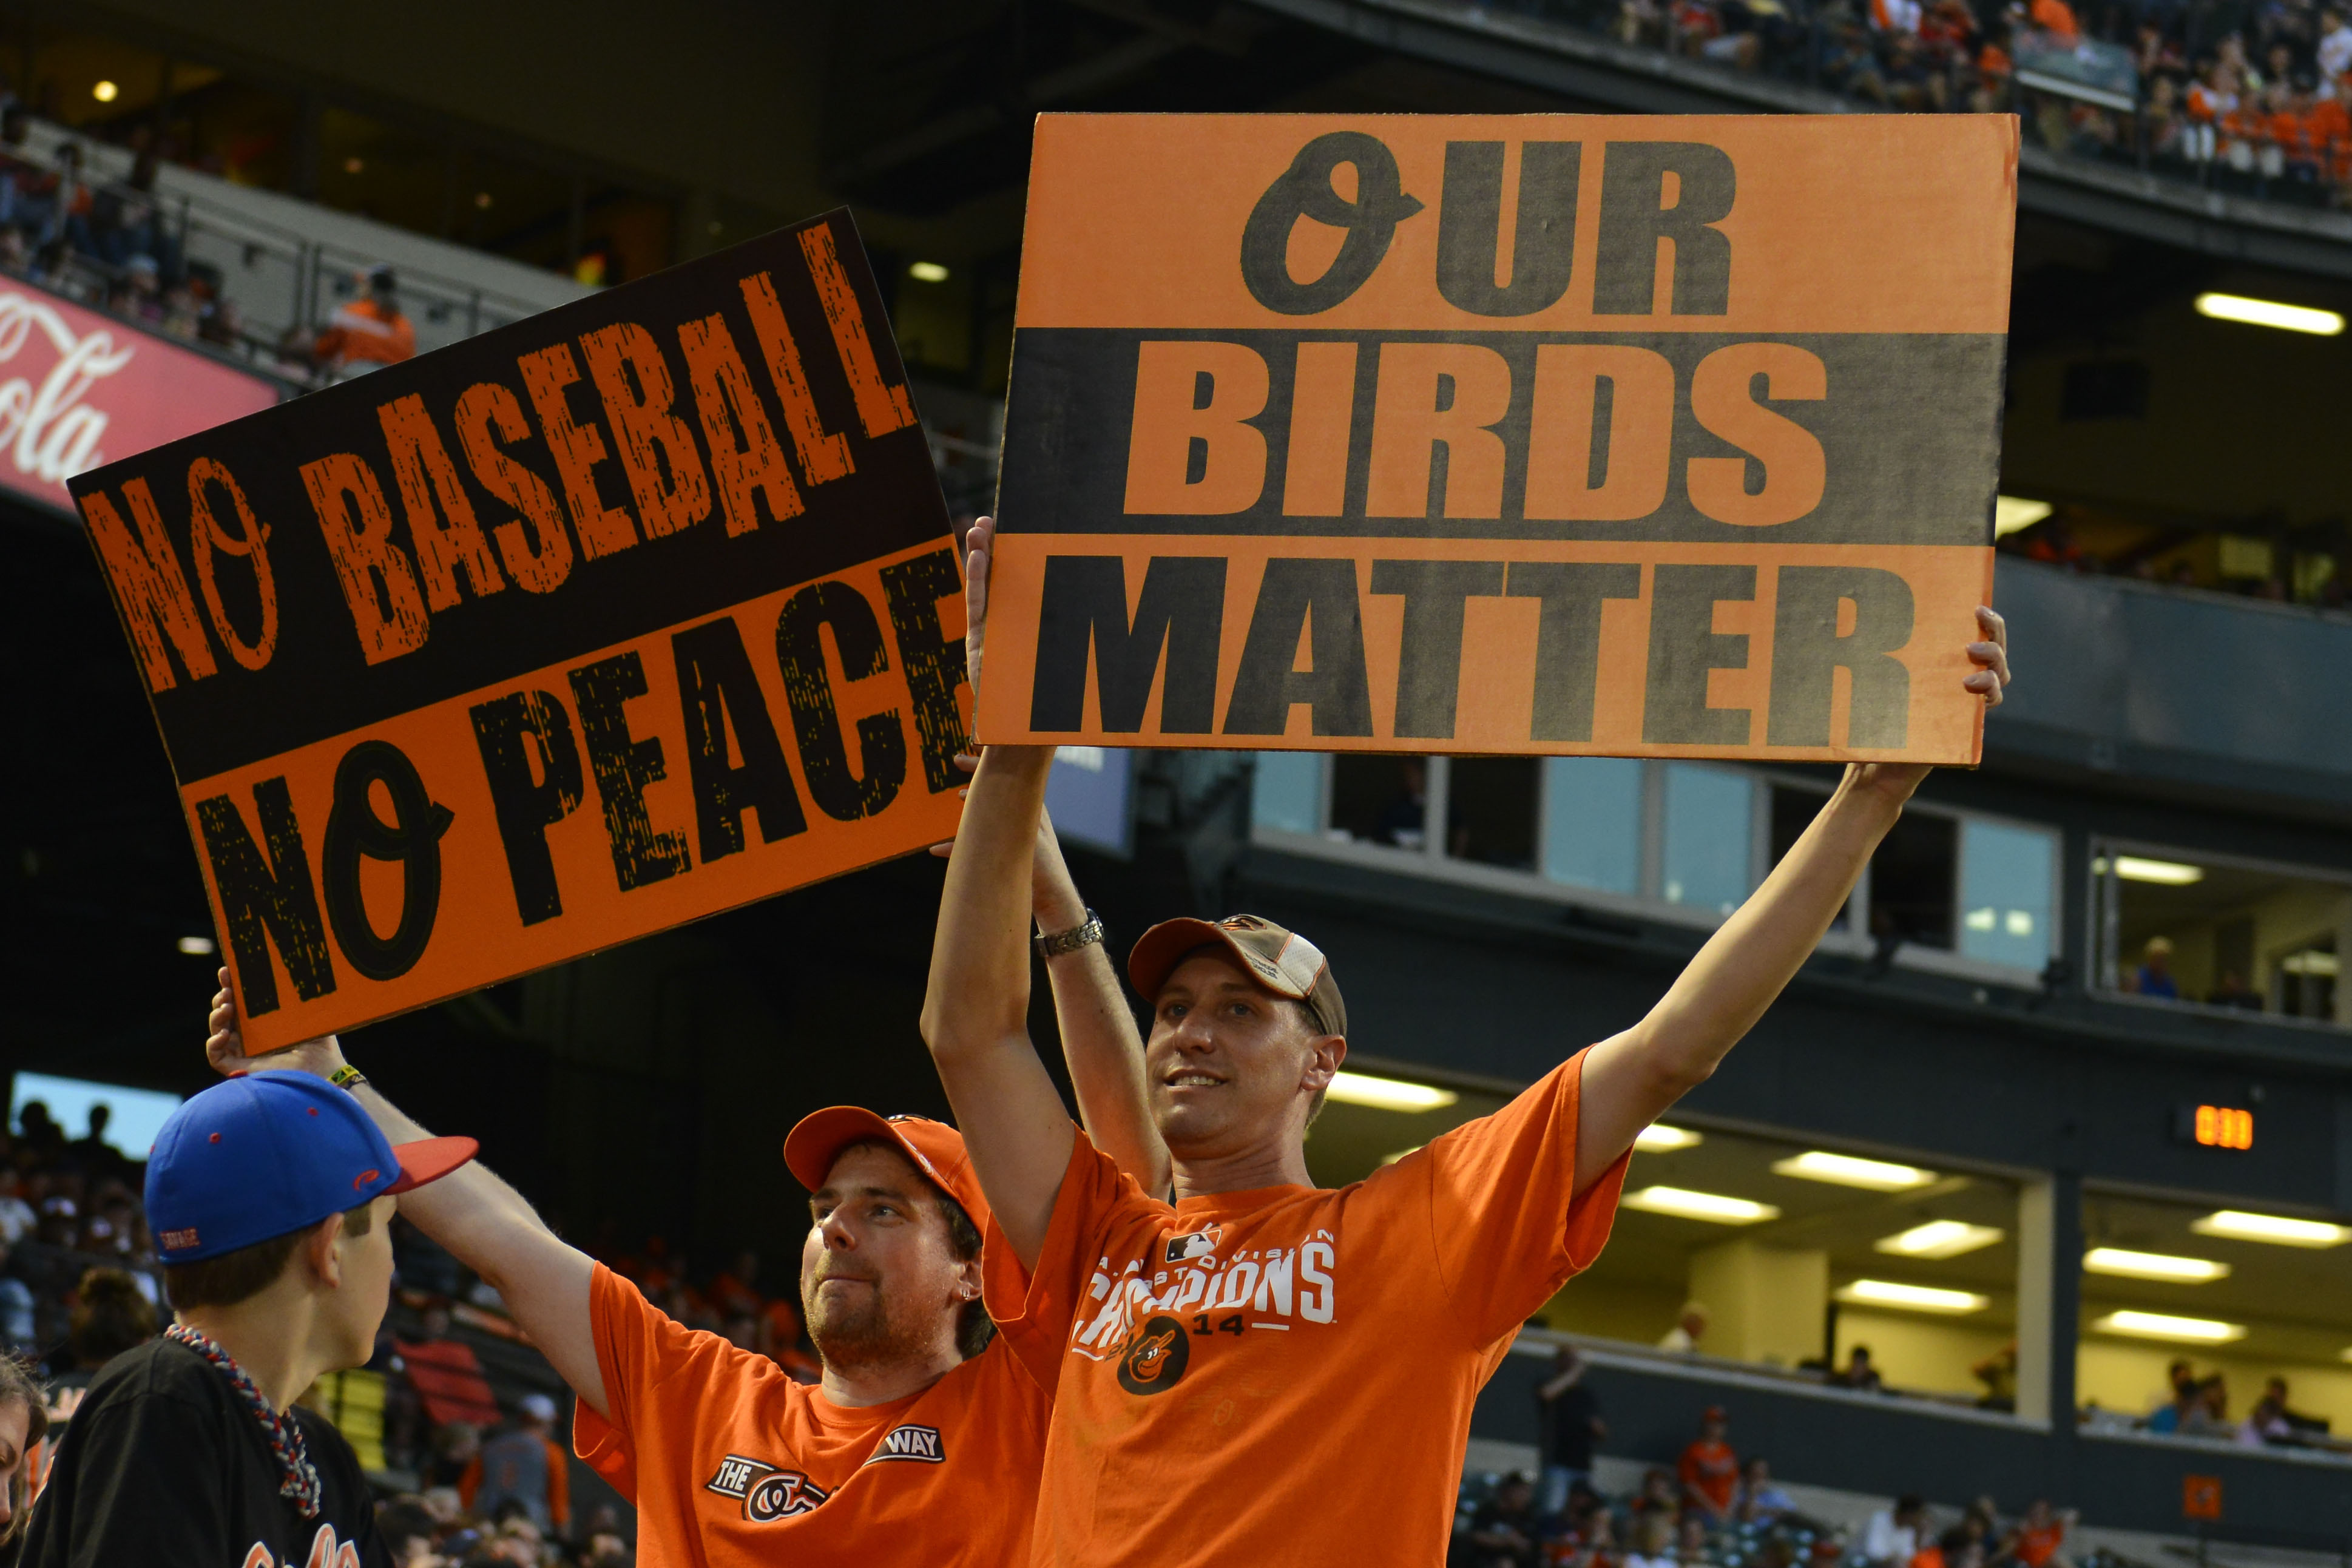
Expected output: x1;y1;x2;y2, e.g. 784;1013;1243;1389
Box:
1118;1314;1191;1396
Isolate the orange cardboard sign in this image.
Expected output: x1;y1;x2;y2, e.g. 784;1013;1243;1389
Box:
72;211;965;1052
980;114;2015;762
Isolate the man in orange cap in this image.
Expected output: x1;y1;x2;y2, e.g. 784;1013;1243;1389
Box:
198;818;1160;1566
921;516;2012;1568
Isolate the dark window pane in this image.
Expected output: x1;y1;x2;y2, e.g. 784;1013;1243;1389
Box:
1447;758;1538;871
1330;757;1427;849
1871;812;1957;950
1771;785;1848;930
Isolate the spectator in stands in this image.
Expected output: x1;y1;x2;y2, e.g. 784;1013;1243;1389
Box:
309;263;416;377
2208;970;2263;1009
461;1390;572;1538
1734;1456;1795;1521
1913;1525;1984;1568
1461;1473;1542;1568
1678;1405;1739;1520
1675;1512;1713;1566
2130;936;2180;998
0;1354;47;1551
1536;1344;1606;1515
0;1172;30;1246
427;1418;481;1489
1972;1340;2016;1409
52;1265;155;1387
1660;1301;1709;1352
2146;1361;2203;1433
2239;1382;2294;1445
0;1238;32;1351
1623;1509;1677;1568
1830;1344;1884;1391
2002;1500;2075;1567
1374;758;1430;848
1862;1495;1927;1566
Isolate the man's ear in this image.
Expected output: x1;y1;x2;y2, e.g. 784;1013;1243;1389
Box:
949;1251;982;1303
1298;1032;1347;1100
300;1211;346;1290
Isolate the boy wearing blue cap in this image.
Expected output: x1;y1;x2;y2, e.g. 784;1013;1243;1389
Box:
19;1070;475;1568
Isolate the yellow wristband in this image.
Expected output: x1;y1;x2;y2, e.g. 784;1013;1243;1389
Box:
329;1064;367;1090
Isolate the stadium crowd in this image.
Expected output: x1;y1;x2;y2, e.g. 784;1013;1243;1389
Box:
1485;0;2352;206
0;92;419;389
1459;1377;2106;1568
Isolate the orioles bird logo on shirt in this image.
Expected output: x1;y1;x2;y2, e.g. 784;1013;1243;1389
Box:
707;1454;830;1521
1117;1314;1191;1396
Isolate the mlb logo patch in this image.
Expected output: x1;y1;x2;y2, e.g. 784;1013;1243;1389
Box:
1166;1229;1218;1263
160;1227;199;1251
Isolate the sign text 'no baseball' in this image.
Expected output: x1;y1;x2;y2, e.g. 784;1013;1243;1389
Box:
982;115;2013;763
74;211;963;1051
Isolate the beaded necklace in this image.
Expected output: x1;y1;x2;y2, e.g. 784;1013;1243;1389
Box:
164;1322;322;1518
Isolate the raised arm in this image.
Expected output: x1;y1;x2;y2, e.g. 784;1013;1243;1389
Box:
1573;607;2011;1191
1033;816;1169;1195
204;978;609;1418
919;517;1080;1268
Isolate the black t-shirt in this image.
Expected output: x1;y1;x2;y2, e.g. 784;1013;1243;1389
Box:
19;1337;390;1568
1535;1379;1600;1470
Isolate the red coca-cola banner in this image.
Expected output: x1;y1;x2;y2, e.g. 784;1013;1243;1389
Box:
0;279;284;516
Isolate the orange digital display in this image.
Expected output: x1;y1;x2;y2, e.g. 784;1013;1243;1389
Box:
2193;1105;2254;1151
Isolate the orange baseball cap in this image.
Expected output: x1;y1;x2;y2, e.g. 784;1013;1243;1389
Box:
782;1109;990;1231
1127;913;1347;1038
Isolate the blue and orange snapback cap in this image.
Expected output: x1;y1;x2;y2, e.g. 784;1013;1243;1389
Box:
145;1070;477;1264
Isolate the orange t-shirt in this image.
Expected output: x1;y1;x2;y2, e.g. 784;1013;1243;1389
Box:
573;1264;1051;1567
1678;1439;1739;1511
2013;1522;2066;1567
984;1050;1628;1568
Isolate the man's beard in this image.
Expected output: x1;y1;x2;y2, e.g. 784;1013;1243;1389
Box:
803;1262;924;1370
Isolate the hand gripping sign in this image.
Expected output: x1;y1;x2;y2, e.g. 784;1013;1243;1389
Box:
980;115;2014;763
73;211;965;1052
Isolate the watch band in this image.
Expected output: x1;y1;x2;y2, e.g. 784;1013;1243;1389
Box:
1035;910;1104;959
328;1064;368;1091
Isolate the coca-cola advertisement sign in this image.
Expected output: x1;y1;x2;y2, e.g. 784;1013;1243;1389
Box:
0;280;282;516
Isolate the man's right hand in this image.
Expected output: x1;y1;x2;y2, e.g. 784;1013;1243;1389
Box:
206;968;345;1083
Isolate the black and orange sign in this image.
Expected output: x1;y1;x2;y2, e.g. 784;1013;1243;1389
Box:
72;210;964;1052
979;115;2013;762
2183;1475;2222;1521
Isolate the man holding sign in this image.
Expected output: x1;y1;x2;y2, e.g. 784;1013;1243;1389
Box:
922;516;2008;1566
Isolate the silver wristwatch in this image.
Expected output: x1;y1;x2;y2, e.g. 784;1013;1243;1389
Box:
1035;910;1104;959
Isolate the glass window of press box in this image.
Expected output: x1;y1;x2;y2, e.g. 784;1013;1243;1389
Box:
1304;1074;2024;1400
2078;1188;2352;1447
2092;840;2352;1026
1251;755;2061;982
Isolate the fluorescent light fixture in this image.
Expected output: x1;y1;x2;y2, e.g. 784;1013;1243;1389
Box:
2195;291;2346;337
1324;1071;1457;1113
1771;1151;1936;1191
2282;950;2340;977
92;80;118;103
908;260;951;283
1623;1186;1780;1225
177;935;217;956
1836;1279;1989;1314
1635;1124;1703;1153
1994;496;2052;537
1876;1220;2004;1260
2083;1247;2229;1283
2091;854;2205;886
2192;1210;2352;1248
2094;1309;2245;1344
